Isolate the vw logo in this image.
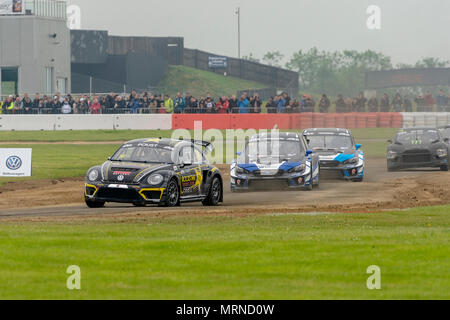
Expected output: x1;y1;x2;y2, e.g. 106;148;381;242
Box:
117;175;125;181
6;156;22;171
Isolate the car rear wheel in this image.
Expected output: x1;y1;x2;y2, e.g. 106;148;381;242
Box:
203;177;222;206
440;165;449;171
85;199;105;208
159;179;180;207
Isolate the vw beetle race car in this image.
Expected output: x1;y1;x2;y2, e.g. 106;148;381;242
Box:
230;132;320;191
302;128;365;182
84;138;223;208
387;127;449;171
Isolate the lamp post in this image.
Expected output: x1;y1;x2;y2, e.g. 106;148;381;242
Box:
235;7;241;59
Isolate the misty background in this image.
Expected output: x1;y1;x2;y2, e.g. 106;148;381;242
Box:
63;0;450;65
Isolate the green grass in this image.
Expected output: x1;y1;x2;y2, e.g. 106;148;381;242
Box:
157;65;267;98
0;144;119;186
0;205;448;299
0;128;397;143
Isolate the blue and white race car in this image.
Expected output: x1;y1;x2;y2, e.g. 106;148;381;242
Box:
230;132;320;191
302;128;365;182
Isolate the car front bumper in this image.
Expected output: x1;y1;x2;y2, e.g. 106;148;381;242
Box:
230;171;312;191
387;157;448;170
85;183;166;204
319;163;364;180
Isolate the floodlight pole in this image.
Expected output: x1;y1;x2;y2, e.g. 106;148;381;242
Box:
236;7;241;59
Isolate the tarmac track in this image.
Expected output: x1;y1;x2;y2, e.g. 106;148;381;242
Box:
0;158;449;221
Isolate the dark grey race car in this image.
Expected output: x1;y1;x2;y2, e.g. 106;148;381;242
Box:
84;138;223;208
387;127;449;171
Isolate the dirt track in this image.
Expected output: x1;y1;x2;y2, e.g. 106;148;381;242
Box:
0;158;449;221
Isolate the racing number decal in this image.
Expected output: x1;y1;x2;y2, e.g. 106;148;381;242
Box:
181;167;203;195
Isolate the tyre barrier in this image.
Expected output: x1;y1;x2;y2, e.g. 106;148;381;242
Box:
400;112;450;128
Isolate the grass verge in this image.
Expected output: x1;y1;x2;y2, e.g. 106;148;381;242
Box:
0;205;448;299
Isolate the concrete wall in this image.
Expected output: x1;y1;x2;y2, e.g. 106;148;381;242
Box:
0;15;71;95
0;114;173;131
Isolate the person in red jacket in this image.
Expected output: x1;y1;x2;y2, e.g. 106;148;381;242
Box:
215;96;230;114
90;98;102;114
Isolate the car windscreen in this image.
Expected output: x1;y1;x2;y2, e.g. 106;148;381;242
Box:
307;135;353;150
395;129;440;145
111;145;174;164
241;139;303;163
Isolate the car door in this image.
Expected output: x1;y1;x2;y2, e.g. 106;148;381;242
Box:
179;146;203;196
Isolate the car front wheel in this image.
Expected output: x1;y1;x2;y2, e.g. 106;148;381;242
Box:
160;179;180;207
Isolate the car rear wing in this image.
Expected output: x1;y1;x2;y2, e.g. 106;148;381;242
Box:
190;140;215;154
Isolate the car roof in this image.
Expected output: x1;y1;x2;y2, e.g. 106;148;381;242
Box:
302;128;351;135
250;132;302;140
124;138;188;148
399;127;439;131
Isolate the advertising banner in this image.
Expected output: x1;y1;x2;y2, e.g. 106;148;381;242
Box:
0;0;24;15
0;148;32;177
208;56;228;69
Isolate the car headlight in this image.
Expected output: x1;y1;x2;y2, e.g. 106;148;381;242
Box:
289;163;306;173
436;149;448;158
387;151;397;160
147;174;164;185
236;166;248;174
88;169;99;182
344;157;359;165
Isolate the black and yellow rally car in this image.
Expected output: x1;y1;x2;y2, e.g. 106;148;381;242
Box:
84;138;223;208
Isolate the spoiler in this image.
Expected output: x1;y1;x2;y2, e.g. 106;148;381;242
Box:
190;140;215;154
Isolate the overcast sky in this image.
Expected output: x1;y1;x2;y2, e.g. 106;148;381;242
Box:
65;0;450;65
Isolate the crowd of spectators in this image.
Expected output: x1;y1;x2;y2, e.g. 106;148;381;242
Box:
1;90;449;115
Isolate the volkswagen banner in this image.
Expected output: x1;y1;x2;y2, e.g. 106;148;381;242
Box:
0;148;32;177
0;0;24;15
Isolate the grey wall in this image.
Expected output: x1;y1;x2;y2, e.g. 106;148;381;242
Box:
0;15;71;95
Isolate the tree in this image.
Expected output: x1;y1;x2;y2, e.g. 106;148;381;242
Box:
414;57;449;68
262;51;284;67
242;53;260;63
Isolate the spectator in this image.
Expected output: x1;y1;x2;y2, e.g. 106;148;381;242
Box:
216;96;230;114
198;96;206;114
14;96;22;113
356;92;367;112
174;92;186;114
403;95;413;112
351;97;358;112
22;93;33;114
367;94;379;112
249;93;262;114
238;95;250;114
189;96;198;114
380;94;390;112
392;93;403;112
205;96;216;113
184;92;192;113
163;95;174;113
335;94;347;113
415;94;426;112
344;96;352;113
3;96;15;114
229;95;239;114
61;98;72;114
33;93;41;111
90;98;102;114
266;97;276;113
424;91;434;109
436;90;448;112
318;94;330;113
276;94;286;113
49;96;61;114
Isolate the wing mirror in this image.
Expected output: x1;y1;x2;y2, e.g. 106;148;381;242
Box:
305;150;313;156
387;140;393;144
355;144;362;150
236;152;242;156
444;138;449;143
